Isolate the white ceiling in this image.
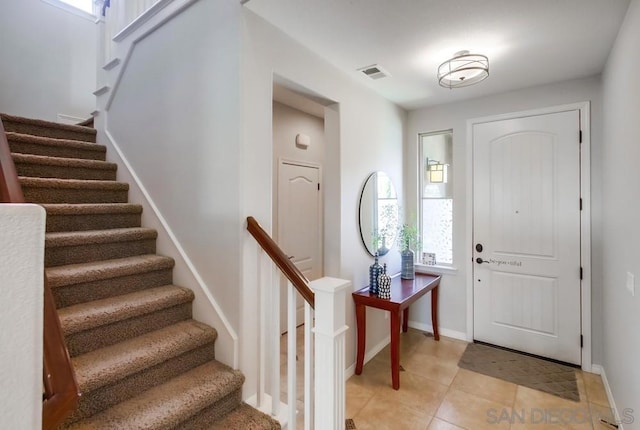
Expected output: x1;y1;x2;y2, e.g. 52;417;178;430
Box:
246;0;630;110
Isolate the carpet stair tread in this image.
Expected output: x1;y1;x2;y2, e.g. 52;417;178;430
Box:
60;284;194;357
45;227;157;266
20;176;129;204
209;403;281;430
46;254;175;288
43;203;143;232
59;285;193;335
13;153;117;180
1;113;97;141
12;152;116;170
43;203;143;216
67;360;244;430
73;320;217;393
46;227;157;248
6;132;104;160
19;176;128;190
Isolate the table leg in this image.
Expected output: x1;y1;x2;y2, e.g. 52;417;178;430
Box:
402;308;409;332
432;285;440;341
355;303;366;375
390;310;401;390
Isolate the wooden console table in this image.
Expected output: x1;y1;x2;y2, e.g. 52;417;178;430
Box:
352;272;441;390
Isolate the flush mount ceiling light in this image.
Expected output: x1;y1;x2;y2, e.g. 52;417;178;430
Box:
437;50;489;89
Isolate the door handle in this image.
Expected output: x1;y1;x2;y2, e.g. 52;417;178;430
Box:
476;257;490;264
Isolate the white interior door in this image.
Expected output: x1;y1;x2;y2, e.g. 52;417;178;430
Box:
473;110;582;365
277;161;322;332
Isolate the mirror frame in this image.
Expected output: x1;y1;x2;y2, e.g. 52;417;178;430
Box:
358;171;399;257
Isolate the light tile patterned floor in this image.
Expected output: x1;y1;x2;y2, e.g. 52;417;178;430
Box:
281;326;616;429
346;329;616;430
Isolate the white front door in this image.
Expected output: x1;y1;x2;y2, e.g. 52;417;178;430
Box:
277;161;322;332
473;110;582;365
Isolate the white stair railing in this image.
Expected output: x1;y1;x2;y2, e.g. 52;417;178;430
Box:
95;0;166;65
247;217;349;429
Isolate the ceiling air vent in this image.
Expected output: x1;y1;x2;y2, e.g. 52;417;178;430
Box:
358;64;391;80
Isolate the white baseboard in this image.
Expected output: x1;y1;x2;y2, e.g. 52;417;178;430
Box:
590;365;626;430
407;320;469;342
101;128;238;368
56;114;86;125
345;334;391;380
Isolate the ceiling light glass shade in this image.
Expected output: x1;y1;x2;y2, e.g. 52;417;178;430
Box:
438;50;489;89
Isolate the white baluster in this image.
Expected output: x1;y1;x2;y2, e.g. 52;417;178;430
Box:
304;303;314;430
256;247;265;408
287;282;297;429
269;273;282;417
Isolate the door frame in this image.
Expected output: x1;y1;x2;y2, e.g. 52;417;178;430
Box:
465;102;592;371
276;157;324;332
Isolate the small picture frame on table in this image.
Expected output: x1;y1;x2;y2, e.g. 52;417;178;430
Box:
422;252;436;266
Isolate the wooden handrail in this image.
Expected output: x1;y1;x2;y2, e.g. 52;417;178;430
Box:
0;120;24;203
246;216;315;308
0;118;79;429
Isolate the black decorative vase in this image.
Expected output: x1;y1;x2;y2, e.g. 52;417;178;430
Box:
369;252;382;295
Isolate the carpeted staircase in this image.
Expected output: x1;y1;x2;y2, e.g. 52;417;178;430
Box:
1;113;280;430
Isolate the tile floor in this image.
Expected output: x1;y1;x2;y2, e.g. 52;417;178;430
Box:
281;326;617;430
346;329;616;430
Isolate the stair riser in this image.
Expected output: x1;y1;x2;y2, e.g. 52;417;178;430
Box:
52;269;174;308
45;238;156;267
46;212;142;232
2;120;96;142
15;162;116;181
66;303;192;357
175;390;243;430
22;186;128;204
65;343;216;426
8;139;105;161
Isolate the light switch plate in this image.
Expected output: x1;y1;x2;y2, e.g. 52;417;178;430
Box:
626;272;635;296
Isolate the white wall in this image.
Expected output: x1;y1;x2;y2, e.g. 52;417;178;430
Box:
407;76;604;361
241;9;407;393
601;0;640;426
0;205;46;429
104;0;242;366
0;0;96;121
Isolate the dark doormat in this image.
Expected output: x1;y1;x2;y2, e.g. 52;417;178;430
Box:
458;342;580;402
345;418;357;429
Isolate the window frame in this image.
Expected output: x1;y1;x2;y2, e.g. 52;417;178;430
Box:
417;129;456;272
41;0;97;21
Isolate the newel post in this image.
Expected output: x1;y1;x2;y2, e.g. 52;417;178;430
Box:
311;277;350;430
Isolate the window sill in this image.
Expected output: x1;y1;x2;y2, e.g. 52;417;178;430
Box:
415;263;458;276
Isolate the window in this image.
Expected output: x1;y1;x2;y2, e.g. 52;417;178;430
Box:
42;0;95;18
60;0;93;14
419;131;453;265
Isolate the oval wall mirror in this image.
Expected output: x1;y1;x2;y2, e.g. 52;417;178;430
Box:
358;171;399;256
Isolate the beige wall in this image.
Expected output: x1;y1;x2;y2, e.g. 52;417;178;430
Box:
0;0;96;121
601;0;640;425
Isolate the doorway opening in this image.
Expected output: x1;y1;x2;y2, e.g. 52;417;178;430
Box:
468;103;592;370
271;78;339;426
